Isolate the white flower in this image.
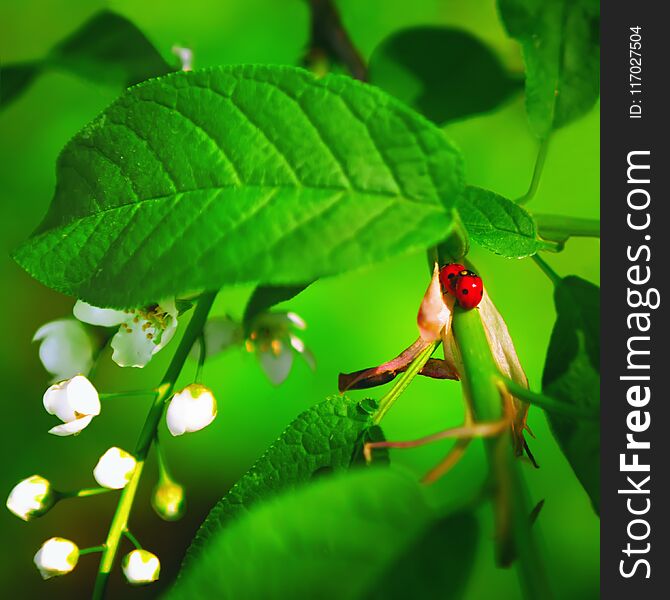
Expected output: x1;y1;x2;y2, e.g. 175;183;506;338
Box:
122;549;160;585
6;475;56;521
192;316;244;359
73;299;178;368
246;311;315;385
166;384;217;437
93;447;137;489
34;537;79;580
43;375;100;436
33;319;94;382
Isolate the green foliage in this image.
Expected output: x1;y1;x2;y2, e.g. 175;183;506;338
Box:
368;510;478;600
542;276;600;512
183;395;384;566
0;11;173;110
499;0;600;138
172;469;477;600
368;27;521;125
243;282;312;331
0;63;41;109
457;186;548;257
13;64;463;308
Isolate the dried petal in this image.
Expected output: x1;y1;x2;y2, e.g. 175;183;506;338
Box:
417;263;453;342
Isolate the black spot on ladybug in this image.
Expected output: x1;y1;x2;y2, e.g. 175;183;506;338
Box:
447;273;455;279
462;289;468;295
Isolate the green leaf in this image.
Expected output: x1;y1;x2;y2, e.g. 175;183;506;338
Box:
368;510;478;600
243;282;313;331
1;10;173;110
0;63;41;109
183;395;385;567
499;0;600;137
369;27;522;125
14;65;463;308
457;186;549;257
542;276;600;512
172;469;477;600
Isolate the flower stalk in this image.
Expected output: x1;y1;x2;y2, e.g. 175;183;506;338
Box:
92;290;218;600
518;137;550;206
372;341;438;426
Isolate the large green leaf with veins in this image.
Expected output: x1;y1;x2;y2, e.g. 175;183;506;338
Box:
171;469;477;600
13;65;463;307
499;0;600;138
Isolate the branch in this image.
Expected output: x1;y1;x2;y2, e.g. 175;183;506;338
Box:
304;0;367;80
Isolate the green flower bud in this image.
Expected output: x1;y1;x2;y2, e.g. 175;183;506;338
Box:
151;481;186;521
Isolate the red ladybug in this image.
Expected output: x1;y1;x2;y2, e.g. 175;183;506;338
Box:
455;270;484;310
439;263;466;295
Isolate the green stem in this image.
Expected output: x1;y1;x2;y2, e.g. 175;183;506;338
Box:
517;137;549;204
373;341;438;425
62;487;114;499
154;433;172;482
533;214;600;241
80;546;106;556
123;530;142;550
452;308;553;600
92;291;218;600
518;137;550;206
501;378;598;420
532;255;561;286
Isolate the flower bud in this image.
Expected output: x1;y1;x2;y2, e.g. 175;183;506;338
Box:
122;549;160;585
43;375;100;436
151;481;186;521
93;447;137;489
6;475;56;521
166;384;217;436
33;537;79;580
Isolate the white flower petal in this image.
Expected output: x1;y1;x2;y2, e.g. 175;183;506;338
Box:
48;415;94;436
67;375;101;416
289;334;316;371
286;311;307;330
122;549;160;585
34;319;94;381
197;316;243;358
259;346;294;385
34;538;79;580
43;382;75;422
73;300;128;327
111;325;158;368
111;300;178;368
166;385;217;436
93;447;137;489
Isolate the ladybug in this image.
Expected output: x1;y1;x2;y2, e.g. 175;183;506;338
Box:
455;269;484;310
438;263;466;295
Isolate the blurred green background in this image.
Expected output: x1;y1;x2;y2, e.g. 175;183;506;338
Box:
0;0;599;598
